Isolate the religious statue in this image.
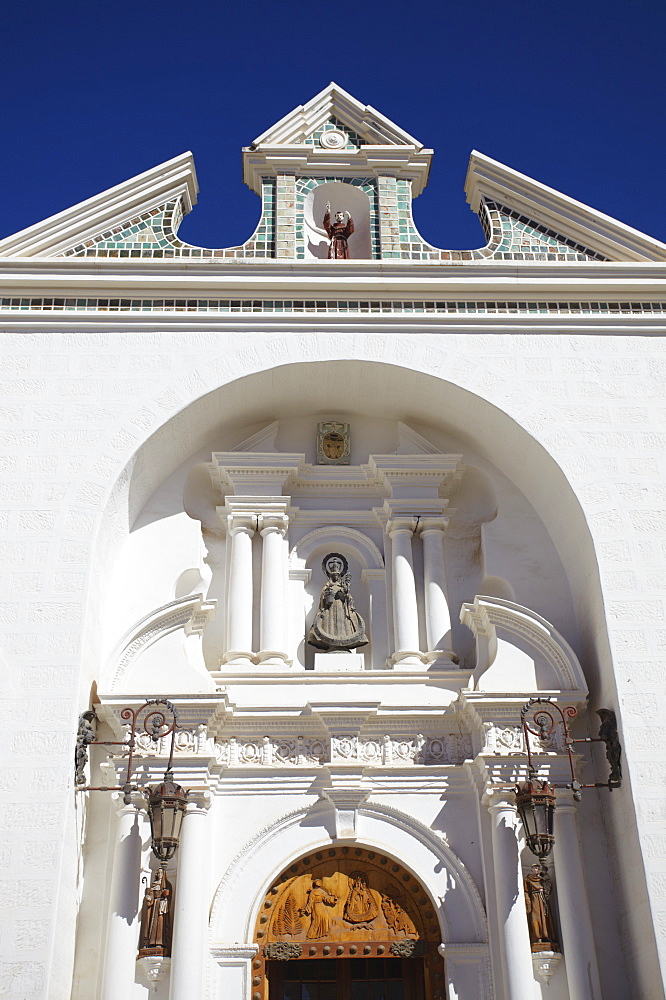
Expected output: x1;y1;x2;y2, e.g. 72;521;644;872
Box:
300;879;338;939
138;867;173;958
523;864;559;950
323;201;354;259
343;870;379;927
307;553;368;651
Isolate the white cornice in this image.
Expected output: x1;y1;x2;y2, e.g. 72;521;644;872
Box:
250;82;424;148
243;83;432;196
3;265;666;300
465;150;666;263
0;152;198;259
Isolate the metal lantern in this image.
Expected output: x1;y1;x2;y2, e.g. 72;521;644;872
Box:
147;773;187;863
516;776;556;860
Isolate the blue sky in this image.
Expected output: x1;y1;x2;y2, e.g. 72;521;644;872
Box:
3;0;665;251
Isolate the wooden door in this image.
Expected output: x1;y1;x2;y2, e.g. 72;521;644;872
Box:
268;955;426;1000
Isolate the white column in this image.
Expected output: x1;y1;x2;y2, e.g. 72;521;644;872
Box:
361;567;389;669
419;516;455;665
554;791;602;1000
257;512;290;665
169;792;212;1000
224;513;255;665
485;790;536;1000
386;517;423;667
439;943;492;1000
101;794;145;1000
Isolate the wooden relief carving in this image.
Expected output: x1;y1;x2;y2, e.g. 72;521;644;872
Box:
256;847;436;948
252;848;444;1000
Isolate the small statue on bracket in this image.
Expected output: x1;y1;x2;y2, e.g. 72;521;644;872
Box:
323;202;354;259
138;867;173;958
523;863;560;952
308;553;368;652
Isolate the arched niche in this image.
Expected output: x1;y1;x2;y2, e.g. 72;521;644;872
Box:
208;802;490;1000
303;182;372;260
91;357;604;696
302;541;372;671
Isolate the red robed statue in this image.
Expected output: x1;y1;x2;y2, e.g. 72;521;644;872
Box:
323;201;354;259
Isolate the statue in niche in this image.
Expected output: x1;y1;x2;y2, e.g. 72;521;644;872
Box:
343;870;379;927
308;553;368;652
137;867;173;958
523;864;559;950
300;879;338;939
323;201;354;259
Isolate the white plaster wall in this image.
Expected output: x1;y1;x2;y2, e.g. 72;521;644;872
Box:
0;326;664;999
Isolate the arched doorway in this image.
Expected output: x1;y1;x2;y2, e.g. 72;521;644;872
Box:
252;846;444;1000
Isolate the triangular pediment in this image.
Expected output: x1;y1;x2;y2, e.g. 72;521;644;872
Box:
0;152;198;258
465;151;666;262
250;82;424;149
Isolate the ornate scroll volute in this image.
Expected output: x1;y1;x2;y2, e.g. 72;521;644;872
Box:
250;846;444;1000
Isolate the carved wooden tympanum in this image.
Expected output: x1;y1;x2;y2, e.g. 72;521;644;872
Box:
252;847;444;1000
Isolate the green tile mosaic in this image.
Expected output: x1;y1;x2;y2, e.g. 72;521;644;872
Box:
62;178;276;259
2;297;660;315
60;165;606;263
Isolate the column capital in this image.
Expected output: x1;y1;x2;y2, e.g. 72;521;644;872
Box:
386;516;416;536
111;789;147;815
483;786;518;813
223;510;256;535
554;787;580;811
185;789;213;814
417;515;449;534
259;512;289;536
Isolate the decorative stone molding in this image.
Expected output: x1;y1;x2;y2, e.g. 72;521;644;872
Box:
108;595;216;689
136;956;170;992
320;785;370;838
290;525;384;570
531;950;562;986
115;730;474;767
460;596;587;692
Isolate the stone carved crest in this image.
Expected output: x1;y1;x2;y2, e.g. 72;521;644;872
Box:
317;421;351;465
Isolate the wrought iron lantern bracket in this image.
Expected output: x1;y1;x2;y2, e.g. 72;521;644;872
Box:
74;698;188;861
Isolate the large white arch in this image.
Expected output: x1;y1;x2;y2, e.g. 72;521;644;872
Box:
208;799;488;945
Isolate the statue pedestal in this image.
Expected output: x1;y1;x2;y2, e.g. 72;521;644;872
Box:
314;652;365;672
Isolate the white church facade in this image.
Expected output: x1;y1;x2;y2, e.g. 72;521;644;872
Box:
1;84;666;1000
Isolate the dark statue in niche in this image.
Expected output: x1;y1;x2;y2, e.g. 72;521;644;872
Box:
138;867;173;958
323;201;354;259
523;864;559;952
308;553;368;651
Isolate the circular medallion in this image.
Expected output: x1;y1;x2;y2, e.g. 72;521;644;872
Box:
320;129;347;149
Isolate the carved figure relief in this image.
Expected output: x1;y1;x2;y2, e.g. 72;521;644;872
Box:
343;871;379;926
137;867;173;958
301;879;338;938
523;864;560;952
308;553;368;652
257;847;429;948
255;848;443;1000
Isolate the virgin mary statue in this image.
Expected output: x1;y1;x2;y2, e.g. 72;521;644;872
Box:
308;553;368;652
